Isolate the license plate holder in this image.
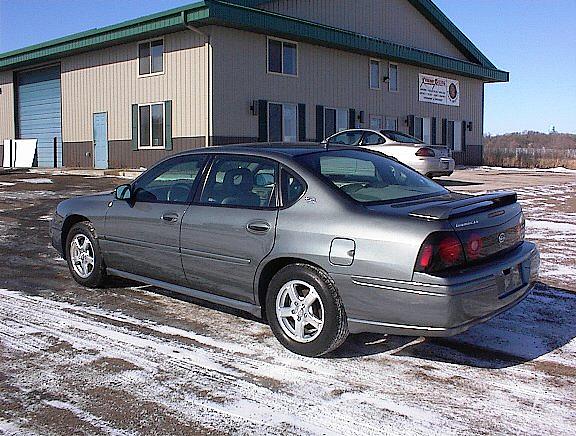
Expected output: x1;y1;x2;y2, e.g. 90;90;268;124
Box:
499;265;524;299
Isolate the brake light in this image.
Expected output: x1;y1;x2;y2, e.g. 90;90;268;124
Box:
415;147;435;157
414;232;466;273
466;233;483;260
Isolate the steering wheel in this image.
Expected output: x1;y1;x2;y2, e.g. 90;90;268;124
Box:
167;182;192;203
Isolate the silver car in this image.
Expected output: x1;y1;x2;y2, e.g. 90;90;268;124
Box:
50;144;539;357
323;129;455;178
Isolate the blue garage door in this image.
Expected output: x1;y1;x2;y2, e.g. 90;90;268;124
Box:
17;66;62;167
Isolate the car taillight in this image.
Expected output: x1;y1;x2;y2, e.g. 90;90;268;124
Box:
415;147;435;157
517;213;525;240
414;232;466;273
465;233;483;260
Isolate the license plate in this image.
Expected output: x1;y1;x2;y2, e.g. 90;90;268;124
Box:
500;265;523;298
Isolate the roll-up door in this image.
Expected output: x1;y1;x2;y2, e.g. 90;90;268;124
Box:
17;65;62;167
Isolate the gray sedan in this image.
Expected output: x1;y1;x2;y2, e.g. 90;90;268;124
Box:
50;144;539;357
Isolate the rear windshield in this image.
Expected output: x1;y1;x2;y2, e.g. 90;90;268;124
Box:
381;130;423;144
295;149;447;204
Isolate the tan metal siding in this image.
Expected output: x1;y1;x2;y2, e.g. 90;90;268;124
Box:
211;27;484;146
260;0;468;61
0;71;15;141
60;30;209;142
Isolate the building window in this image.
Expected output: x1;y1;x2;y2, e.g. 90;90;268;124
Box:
139;103;164;148
324;108;349;138
268;38;297;76
370;60;381;89
385;116;398;131
388;63;398;92
269;102;298;142
139;39;164;75
369;115;383;130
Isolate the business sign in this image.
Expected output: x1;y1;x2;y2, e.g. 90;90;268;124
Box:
419;73;460;106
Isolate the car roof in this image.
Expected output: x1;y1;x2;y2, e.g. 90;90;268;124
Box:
175;142;349;158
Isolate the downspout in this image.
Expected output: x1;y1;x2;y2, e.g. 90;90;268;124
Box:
182;11;211;147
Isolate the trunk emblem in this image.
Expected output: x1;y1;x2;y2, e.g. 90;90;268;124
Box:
498;233;506;244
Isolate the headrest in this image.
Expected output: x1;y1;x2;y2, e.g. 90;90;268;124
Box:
223;167;254;192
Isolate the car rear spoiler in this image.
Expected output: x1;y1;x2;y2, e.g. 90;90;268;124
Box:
409;191;517;220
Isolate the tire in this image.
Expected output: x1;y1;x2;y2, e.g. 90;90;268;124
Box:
65;221;107;288
266;263;349;357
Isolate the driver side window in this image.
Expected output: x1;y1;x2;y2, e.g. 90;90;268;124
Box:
362;133;386;145
133;155;207;204
328;131;363;146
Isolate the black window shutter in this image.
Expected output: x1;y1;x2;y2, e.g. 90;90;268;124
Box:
441;118;448;145
165;100;173;151
131;104;139;151
431;117;437;145
348;109;356;129
462;120;467;150
298;104;306;141
258;100;268;142
408;115;415;136
316;105;325;142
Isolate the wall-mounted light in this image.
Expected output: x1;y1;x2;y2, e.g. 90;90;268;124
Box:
467;121;473;131
382;76;389;83
357;111;365;124
250;100;259;116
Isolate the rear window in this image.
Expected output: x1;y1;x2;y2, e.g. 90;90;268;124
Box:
295;149;447;204
381;130;423;144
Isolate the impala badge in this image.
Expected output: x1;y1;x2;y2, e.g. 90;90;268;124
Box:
304;196;317;204
498;233;506;244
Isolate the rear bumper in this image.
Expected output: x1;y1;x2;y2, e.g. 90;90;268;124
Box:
333;242;539;336
412;157;455;177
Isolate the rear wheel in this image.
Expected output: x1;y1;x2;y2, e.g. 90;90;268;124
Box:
266;264;349;357
66;222;107;288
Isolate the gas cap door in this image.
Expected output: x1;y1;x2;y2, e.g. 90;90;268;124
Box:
329;238;356;266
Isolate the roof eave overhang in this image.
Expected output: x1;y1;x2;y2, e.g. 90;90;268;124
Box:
0;0;509;82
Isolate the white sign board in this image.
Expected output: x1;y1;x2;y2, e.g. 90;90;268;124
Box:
2;139;38;168
419;73;460;106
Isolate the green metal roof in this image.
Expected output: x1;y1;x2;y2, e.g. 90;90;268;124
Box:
0;0;508;82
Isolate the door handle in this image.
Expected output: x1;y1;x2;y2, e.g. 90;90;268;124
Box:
161;213;179;223
246;221;271;234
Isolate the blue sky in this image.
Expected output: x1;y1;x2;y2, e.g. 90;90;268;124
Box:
1;0;574;135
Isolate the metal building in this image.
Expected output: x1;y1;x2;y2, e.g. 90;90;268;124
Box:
0;0;508;169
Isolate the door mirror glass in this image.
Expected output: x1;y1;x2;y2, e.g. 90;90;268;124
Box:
115;184;132;201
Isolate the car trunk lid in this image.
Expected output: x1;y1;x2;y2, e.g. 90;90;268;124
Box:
408;191;525;263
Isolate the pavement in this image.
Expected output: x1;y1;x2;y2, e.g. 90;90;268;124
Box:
0;167;575;435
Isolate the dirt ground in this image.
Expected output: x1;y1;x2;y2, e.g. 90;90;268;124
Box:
0;167;575;435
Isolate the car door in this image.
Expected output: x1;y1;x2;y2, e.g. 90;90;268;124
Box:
180;154;279;303
102;154;208;284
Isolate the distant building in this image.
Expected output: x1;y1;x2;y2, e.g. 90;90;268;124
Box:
0;0;508;169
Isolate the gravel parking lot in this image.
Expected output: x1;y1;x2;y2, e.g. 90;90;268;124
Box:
0;167;575;435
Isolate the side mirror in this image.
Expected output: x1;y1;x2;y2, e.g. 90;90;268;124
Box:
115;184;132;201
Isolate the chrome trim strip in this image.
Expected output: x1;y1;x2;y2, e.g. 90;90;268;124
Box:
104;235;179;254
180;248;251;265
351;279;446;297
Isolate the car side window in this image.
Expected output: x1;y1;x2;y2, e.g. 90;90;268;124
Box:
362;133;386;145
200;156;278;208
132;155;207;204
328;131;363;146
281;168;306;207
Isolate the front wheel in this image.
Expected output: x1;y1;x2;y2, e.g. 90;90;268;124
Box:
266;264;349;357
65;222;107;288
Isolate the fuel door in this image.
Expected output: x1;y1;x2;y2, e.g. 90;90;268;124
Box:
329;238;356;266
